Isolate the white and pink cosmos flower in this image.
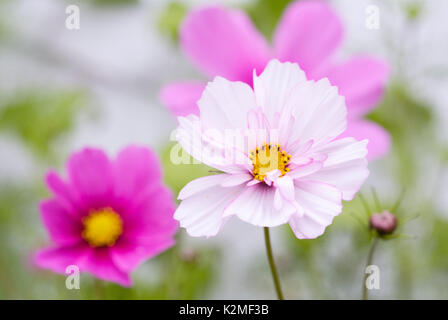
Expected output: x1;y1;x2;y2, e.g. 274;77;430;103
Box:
174;60;369;239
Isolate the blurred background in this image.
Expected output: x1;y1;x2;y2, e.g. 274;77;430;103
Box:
0;0;447;299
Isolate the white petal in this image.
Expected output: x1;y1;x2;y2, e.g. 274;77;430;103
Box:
289;161;323;179
178;174;227;200
247;179;261;186
276;175;295;201
175;184;245;237
223;185;295;227
176;115;247;174
288;139;313;158
289;181;342;239
285;78;347;146
264;169;281;186
253;59;307;124
199;76;257;130
306;138;369;200
274;188;282;210
221;173;253;187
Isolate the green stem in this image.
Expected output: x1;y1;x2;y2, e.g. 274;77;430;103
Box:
362;237;379;300
264;227;284;300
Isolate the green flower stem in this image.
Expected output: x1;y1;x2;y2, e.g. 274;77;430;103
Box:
362;237;379;300
264;227;284;300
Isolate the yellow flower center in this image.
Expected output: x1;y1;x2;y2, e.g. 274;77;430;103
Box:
82;208;123;248
249;143;291;181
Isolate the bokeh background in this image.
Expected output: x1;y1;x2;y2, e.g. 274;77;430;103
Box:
0;0;447;299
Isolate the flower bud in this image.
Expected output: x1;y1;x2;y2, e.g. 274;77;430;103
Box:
369;210;398;235
181;248;198;263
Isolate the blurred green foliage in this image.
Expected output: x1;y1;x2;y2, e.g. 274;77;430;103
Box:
246;0;293;40
405;1;424;21
0;90;86;160
140;246;219;299
427;217;448;270
368;82;434;187
0;185;43;299
156;0;294;42
157;2;188;42
49;246;219;300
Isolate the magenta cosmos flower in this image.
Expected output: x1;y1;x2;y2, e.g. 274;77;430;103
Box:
35;146;178;286
174;60;369;238
161;0;390;159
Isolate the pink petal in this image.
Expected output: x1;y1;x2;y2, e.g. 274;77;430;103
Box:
123;187;178;243
40;199;82;245
112;145;162;199
307;138;369;201
45;171;84;216
83;248;131;287
339;120;391;160
159;82;204;117
180;6;271;82
34;243;90;274
110;238;175;273
67;148;113;205
289;180;342;239
324;57;389;118
274;1;343;75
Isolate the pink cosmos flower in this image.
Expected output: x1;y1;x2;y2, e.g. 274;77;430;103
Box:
174;60;369;238
161;0;390;159
35;146;178;286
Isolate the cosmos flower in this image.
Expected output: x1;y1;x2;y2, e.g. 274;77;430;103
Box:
174;59;369;238
160;0;390;159
35;146;178;286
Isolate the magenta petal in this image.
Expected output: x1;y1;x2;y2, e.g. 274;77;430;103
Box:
40;199;82;245
274;1;343;74
124;187;178;243
112;145;162;200
109;238;175;273
160;82;204;117
45;171;82;215
34;243;90;274
84;248;131;287
67;148;113;204
324;57;389;117
340;120;391;160
180;6;271;82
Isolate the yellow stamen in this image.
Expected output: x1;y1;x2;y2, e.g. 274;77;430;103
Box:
82;208;123;248
250;143;291;181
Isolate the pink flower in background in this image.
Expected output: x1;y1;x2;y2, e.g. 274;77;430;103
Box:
160;0;390;159
35;146;178;286
175;60;369;238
